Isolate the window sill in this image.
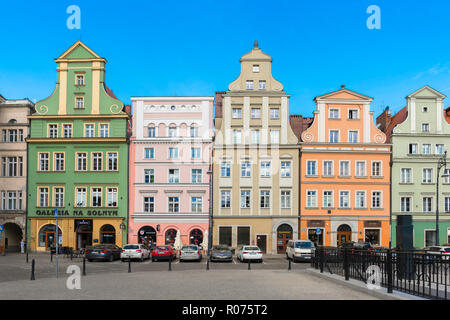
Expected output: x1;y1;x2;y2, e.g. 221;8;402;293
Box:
321;207;335;210
355;176;368;179
338;175;351;178
322;175;335;178
328;118;341;120
399;183;413;185
370;176;384;179
306;175;319;178
306;207;319;209
421;183;434;185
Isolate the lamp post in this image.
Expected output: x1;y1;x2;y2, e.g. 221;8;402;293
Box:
436;150;448;246
207;166;213;256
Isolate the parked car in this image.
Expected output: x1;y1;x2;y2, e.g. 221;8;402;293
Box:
210;245;233;262
85;244;122;262
286;240;315;262
179;245;202;262
151;245;176;262
121;244;151;262
236;245;263;263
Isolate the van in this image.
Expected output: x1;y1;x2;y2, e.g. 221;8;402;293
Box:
286;240;315;262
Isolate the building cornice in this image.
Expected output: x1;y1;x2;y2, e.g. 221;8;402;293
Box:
26;138;127;143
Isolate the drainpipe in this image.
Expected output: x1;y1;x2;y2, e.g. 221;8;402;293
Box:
389;143;393;249
298;143;302;241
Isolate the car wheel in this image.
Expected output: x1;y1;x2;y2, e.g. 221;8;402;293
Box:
108;255;113;262
88;259;93;262
121;259;125;262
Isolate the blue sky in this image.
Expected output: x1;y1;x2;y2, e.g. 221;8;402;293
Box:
1;0;450;118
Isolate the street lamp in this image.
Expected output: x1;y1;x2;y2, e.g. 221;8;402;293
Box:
207;166;213;256
436;150;448;246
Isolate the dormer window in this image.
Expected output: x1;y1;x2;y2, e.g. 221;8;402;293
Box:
259;81;266;90
246;81;254;90
253;65;260;72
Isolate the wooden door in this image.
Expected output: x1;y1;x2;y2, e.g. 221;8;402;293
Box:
337;232;351;246
277;231;292;254
256;235;267;253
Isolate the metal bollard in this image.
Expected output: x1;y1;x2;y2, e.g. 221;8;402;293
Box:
288;259;291;270
169;255;172;271
206;259;210;271
248;259;251;270
82;258;86;276
26;252;29;264
50;252;53;262
31;259;35;280
70;251;73;261
128;257;131;273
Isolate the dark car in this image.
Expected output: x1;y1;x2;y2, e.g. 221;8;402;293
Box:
85;244;122;262
210;245;233;262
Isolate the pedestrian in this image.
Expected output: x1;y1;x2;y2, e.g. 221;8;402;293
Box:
20;239;25;254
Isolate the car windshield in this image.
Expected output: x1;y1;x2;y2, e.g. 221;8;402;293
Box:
91;245;106;250
213;245;229;251
244;246;259;251
444;248;450;252
295;242;313;248
124;245;139;249
155;246;168;251
182;246;198;251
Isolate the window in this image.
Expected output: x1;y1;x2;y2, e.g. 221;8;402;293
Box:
260;161;271;177
251;108;261;119
340;161;350;177
270;108;279;119
221;191;231;208
436;144;444;155
168;147;179;159
329;109;339;119
168;197;179;213
63;124;72;138
237;227;250;246
92;153;102;171
100;124;109;138
76;188;87;207
107;153;118;171
323;191;333;208
168;126;177;137
445;197;450;213
348;109;359;120
191;148;201;159
251;130;260;144
356;191;366;208
92;188;102;207
190;126;199;138
423;168;432;183
39;153;49;171
307;160;317;176
423;106;428;112
241;161;251;177
401;197;411;212
48;124;58;138
348;131;358;143
232;130;242;144
0;157;4;176
307;191;317;208
339;191;350;208
144;169;155;183
54;153;65;171
281;191;291;209
323;161;333;176
6;192;17;210
281;162;291;177
76;97;84;109
148;126;156;137
253;65;260;72
18;129;23;141
270;130;279;144
260;190;270;208
144;148;154;159
168;169;180;183
76;75;84;86
232;108;242;119
246;81;254;90
259;80;266;90
356;161;366;177
107;188;118;207
85;124;94;138
39;187;49;207
240;191;251;208
422;123;430;132
54;187;64;207
221;162;231;177
423;197;432;212
329;130;339;143
372;162;381;177
401;168;412;183
7;157;18;177
191;169;202;183
422;144;431;154
444;169;450;184
372;191;381;208
409;144;418;154
144;197;154;213
191;197;202;213
2;130;6;142
8;129;17;142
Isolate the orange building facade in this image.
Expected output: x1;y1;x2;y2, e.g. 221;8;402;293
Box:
298;86;391;247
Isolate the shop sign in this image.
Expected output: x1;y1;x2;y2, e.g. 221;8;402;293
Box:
74;219;93;230
35;210;119;217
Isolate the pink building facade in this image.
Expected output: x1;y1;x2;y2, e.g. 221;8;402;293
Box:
129;97;214;248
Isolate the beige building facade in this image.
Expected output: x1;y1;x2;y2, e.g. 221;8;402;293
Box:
0;95;34;252
212;43;299;254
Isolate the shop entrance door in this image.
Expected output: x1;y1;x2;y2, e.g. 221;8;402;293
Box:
76;223;93;250
45;232;55;249
256;235;267;253
277;224;293;254
337;224;352;246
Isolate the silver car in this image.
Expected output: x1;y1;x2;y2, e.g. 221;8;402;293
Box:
179;245;202;262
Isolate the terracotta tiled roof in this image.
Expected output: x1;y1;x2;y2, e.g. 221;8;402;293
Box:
290;114;314;141
445;106;450;124
214;91;226;119
104;84;118;100
384;107;407;143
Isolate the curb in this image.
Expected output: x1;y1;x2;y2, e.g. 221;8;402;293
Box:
306;268;427;300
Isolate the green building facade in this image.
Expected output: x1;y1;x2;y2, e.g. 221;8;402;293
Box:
27;41;130;252
388;86;450;248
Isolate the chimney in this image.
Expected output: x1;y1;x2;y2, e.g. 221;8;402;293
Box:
376;106;391;133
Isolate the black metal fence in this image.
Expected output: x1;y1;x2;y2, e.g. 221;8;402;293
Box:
311;247;450;300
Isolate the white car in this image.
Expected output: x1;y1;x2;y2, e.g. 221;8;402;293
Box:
237;245;263;263
286;240;315;262
179;245;202;262
121;244;151;262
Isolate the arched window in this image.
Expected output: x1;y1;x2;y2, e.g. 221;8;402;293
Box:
147;124;156;137
168;124;177;137
138;226;157;247
100;224;116;244
190;123;199;138
190;229;203;245
38;224;62;248
337;224;352;232
8;119;17;124
165;228;177;245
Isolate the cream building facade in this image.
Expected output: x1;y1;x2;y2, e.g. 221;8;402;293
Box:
212;42;299;254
